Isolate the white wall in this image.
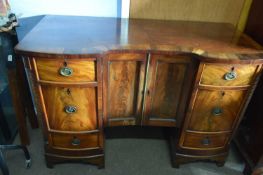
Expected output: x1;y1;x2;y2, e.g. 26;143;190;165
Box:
9;0;122;18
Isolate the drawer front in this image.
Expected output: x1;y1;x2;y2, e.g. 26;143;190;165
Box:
50;133;99;149
35;58;96;82
188;89;247;132
41;86;98;131
200;64;258;86
182;132;229;149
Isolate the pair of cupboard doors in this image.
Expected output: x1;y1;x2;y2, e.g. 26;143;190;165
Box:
103;53;196;127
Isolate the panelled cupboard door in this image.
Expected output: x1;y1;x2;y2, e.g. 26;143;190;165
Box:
103;53;147;126
143;54;195;127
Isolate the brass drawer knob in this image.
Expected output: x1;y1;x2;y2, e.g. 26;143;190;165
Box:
201;137;211;146
212;107;223;116
59;67;73;77
71;137;80;146
224;71;237;81
64;105;77;114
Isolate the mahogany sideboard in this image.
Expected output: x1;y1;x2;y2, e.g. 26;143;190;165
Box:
14;15;263;169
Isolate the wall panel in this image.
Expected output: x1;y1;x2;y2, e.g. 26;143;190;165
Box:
130;0;246;26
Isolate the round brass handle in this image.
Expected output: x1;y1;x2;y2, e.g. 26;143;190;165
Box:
201;137;211;146
59;67;73;77
224;71;237;81
212;107;223;116
64;105;77;114
71;137;80;146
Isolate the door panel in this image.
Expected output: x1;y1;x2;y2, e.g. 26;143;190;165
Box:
108;61;139;118
150;62;186;118
143;54;195;127
103;53;146;126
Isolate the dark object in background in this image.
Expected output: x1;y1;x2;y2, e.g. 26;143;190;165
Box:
0;31;18;144
235;0;263;174
0;12;33;174
244;0;263;46
0;14;41;145
0;144;31;175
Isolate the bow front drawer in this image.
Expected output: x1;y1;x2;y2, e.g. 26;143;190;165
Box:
34;58;96;82
200;64;259;86
187;89;247;132
41;86;98;132
50;133;100;149
181;132;229;150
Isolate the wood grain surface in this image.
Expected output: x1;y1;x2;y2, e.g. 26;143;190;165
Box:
35;58;96;82
50;132;99;149
41;86;98;131
15;15;263;169
148;60;186;119
200;64;259;86
181;132;229;149
130;0;245;26
30;56;105;168
188;89;247;132
103;53;146;126
108;61;140;119
14;15;263;61
175;60;262;167
143;54;195;126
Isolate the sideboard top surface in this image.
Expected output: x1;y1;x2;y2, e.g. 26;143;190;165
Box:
15;15;263;60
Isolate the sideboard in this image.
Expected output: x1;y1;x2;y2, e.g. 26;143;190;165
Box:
14;15;263;169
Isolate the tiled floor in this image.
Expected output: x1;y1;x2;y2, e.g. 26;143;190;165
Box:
2;127;244;175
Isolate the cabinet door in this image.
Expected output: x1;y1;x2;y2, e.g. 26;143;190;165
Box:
103;53;147;126
143;54;196;127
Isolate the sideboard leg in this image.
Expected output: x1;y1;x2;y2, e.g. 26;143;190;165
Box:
46;161;54;169
45;156;54;169
171;161;180;168
98;159;105;169
216;161;225;167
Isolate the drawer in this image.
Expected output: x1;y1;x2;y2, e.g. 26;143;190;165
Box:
34;58;96;82
182;132;229;149
50;133;99;149
188;89;247;132
41;85;98;131
200;64;258;86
